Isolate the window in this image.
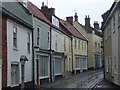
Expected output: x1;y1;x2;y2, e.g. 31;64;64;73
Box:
75;57;80;69
106;57;109;72
98;43;100;52
37;26;40;46
55;58;62;74
118;10;120;27
27;33;30;53
84;42;86;51
64;37;66;51
40;56;49;77
69;39;71;52
82;41;84;51
78;40;80;49
55;40;57;51
11;64;19;85
48;31;50;49
95;42;97;51
74;39;77;49
13;26;17;49
113;15;115;30
108;25;111;37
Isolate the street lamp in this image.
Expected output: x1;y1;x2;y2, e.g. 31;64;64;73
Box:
20;55;28;89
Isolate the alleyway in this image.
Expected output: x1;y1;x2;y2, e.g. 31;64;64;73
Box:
39;69;103;89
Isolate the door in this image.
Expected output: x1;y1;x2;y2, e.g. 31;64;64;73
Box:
51;60;55;81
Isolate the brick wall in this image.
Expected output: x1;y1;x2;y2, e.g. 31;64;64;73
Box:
2;17;7;88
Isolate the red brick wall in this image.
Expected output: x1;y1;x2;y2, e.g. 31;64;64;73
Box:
2;17;7;88
0;17;2;59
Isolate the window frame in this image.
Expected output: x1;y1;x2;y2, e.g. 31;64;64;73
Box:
13;26;17;49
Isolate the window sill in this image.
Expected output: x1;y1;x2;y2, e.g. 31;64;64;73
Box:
11;84;20;87
13;48;18;51
40;76;49;79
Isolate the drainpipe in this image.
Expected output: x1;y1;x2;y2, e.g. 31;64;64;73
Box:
50;25;52;82
71;37;74;74
31;13;35;86
87;40;88;71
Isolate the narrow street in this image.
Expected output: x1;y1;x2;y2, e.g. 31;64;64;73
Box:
39;69;103;89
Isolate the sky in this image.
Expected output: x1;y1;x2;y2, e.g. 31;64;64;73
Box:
29;0;114;27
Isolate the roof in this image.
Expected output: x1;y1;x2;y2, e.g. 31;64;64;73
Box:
28;1;51;25
82;25;103;37
80;25;93;33
101;2;117;28
2;1;33;27
60;19;87;41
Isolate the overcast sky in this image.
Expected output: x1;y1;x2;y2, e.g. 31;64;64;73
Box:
29;0;114;27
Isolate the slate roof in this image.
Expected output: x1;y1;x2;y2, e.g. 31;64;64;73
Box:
2;2;33;27
28;1;51;25
60;19;87;41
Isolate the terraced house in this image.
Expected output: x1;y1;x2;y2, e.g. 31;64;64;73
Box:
41;3;66;82
1;1;33;89
28;2;51;85
60;17;88;73
74;13;103;70
102;1;120;86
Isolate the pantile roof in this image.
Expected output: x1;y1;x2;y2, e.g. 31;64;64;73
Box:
60;19;87;41
28;2;51;25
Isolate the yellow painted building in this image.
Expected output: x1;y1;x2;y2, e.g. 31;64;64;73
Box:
73;13;103;70
60;18;88;74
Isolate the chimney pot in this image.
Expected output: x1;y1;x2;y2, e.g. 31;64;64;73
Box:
42;2;44;7
74;12;78;22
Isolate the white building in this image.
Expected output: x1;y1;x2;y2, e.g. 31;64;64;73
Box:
2;1;33;88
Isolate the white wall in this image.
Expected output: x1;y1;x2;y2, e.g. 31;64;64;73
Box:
7;20;32;87
51;29;63;52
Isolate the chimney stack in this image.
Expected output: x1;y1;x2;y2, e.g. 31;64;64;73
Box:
85;15;90;27
66;16;73;25
74;12;78;22
94;21;100;30
41;3;55;21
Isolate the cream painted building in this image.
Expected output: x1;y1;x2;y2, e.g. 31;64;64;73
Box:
74;13;103;70
60;17;88;74
102;1;120;86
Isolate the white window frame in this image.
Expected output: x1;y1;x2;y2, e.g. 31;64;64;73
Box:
39;55;49;78
13;26;17;49
36;26;41;46
27;32;30;53
78;40;80;50
48;31;50;49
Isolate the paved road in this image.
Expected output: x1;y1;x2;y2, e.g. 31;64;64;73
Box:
39;69;103;89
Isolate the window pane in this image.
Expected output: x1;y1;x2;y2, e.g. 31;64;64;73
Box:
40;56;48;77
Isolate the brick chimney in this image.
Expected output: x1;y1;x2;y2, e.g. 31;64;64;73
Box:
94;21;100;30
66;16;73;25
74;12;78;22
41;3;55;21
85;15;90;27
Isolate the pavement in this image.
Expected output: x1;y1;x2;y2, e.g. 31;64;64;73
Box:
93;79;120;89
